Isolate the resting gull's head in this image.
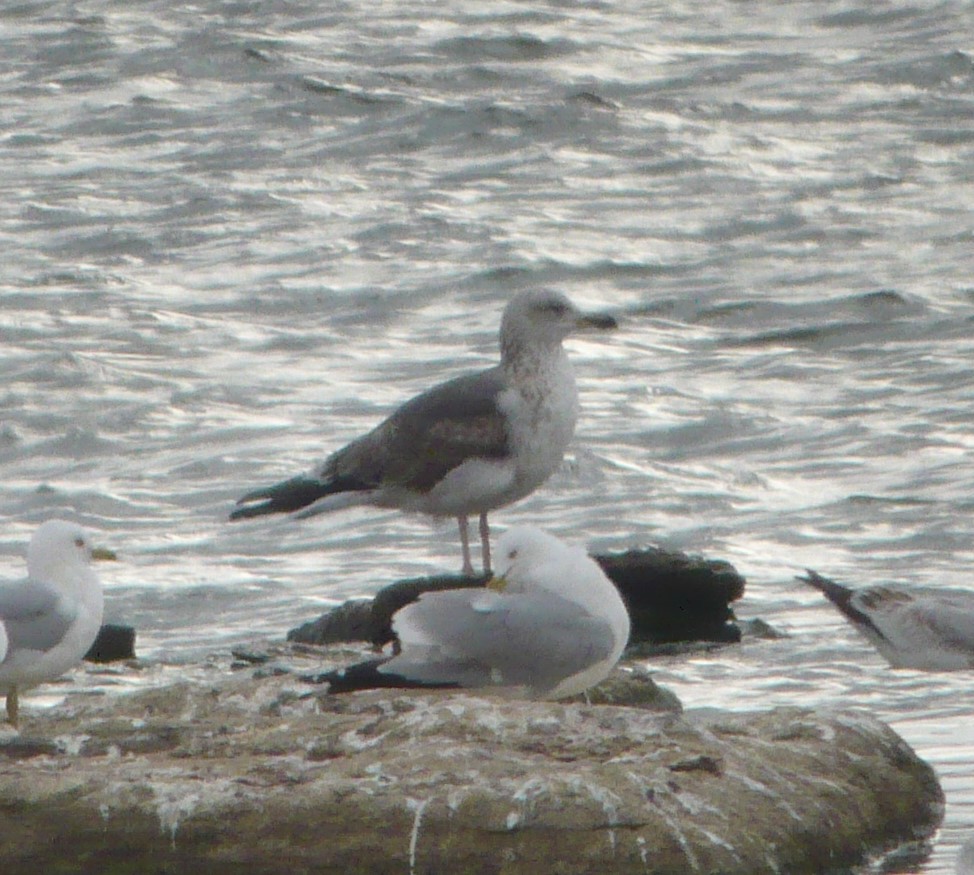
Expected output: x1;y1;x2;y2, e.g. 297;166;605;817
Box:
488;525;575;596
27;520;115;590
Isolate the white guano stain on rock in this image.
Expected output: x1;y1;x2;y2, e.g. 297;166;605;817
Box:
504;774;551;831
145;775;239;849
407;796;430;875
698;826;741;857
654;802;703;872
53;734;89;756
724;770;803;821
149;779;202;848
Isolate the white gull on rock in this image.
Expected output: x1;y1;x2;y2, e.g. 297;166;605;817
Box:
230;290;616;575
318;525;631;699
802;570;974;670
0;520;113;726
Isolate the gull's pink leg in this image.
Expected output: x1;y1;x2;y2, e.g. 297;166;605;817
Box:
457;515;475;576
479;512;491;575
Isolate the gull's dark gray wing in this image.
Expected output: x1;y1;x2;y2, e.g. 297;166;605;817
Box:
0;579;77;653
322;367;512;494
232;367;512;519
382;588;616;693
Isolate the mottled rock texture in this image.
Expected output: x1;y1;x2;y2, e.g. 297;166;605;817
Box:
0;657;942;875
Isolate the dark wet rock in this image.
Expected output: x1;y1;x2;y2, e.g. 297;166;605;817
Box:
229;645;273;665
565;665;683;712
83;623;136;663
0;736;60;759
597;547;744;644
737;617;787;639
668;753;724;776
287;595;390;648
288;547;745;649
0;668;943;875
251;664;294;680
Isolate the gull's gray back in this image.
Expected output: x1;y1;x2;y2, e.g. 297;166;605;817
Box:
384;588;617;695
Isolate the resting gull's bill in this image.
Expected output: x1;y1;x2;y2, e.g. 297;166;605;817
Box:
801;570;974;670
230;290;617;575
0;520;114;727
312;525;631;699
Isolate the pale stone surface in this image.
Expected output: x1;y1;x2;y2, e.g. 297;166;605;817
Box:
0;653;943;875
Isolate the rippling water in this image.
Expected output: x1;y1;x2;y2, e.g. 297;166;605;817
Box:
3;1;974;870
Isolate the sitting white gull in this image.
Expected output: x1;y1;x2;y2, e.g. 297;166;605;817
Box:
230;290;617;575
801;570;974;670
314;526;631;699
0;520;114;727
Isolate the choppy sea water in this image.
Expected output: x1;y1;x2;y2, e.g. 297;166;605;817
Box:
2;0;974;870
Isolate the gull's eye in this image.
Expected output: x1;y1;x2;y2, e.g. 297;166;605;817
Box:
74;536;86;549
538;299;569;317
507;548;519;561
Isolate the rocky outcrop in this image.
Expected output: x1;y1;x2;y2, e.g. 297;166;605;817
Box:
289;546;746;649
0;648;942;875
597;547;744;643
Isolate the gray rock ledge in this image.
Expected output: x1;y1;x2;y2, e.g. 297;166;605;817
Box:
0;665;943;875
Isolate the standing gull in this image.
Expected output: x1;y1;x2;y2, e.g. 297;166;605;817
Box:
230;290;617;575
0;520;114;727
314;526;631;699
801;570;974;670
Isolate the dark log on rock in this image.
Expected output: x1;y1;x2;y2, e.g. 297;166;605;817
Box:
83;624;137;663
286;599;379;649
288;547;745;649
596;548;744;644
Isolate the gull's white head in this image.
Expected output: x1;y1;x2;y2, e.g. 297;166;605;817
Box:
491;525;568;591
500;290;616;357
26;519;112;584
490;525;624;617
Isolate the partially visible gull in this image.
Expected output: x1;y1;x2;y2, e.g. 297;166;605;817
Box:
0;520;114;727
230;290;617;575
801;570;974;670
315;525;632;699
958;835;974;875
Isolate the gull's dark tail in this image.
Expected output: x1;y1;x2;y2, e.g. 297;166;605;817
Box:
799;570;888;641
301;659;460;694
230;475;339;520
800;570;854;611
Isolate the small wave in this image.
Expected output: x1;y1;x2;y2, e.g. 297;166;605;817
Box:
299;76;404;107
434;33;579;63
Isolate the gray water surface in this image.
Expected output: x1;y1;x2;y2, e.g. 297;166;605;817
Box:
3;1;974;871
